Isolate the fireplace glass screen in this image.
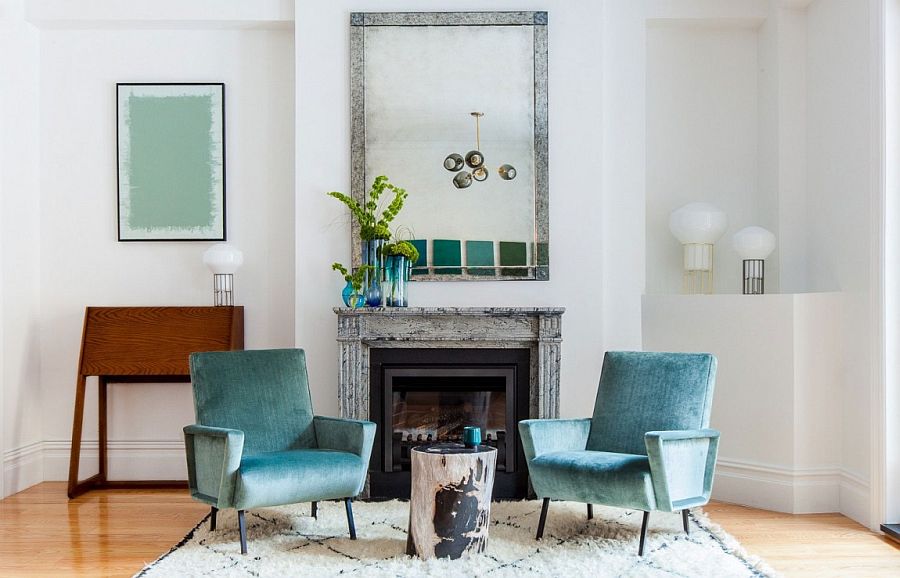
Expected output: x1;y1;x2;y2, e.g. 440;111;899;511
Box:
384;369;515;473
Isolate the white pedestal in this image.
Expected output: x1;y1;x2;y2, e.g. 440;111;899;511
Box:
642;293;848;514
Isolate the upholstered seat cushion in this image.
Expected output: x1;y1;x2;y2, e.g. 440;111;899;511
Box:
529;450;657;511
234;449;366;510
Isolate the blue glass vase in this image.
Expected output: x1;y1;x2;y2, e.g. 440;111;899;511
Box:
341;281;364;308
385;255;410;307
361;239;385;307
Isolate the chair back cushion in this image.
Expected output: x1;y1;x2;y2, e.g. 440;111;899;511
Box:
190;348;316;455
586;351;717;455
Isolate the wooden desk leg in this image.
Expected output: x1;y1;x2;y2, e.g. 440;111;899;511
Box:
67;375;87;498
98;376;108;484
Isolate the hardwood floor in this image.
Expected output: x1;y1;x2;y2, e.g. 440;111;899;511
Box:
705;502;899;577
0;483;207;577
0;483;896;577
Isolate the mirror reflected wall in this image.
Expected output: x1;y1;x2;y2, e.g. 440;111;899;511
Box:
350;12;549;281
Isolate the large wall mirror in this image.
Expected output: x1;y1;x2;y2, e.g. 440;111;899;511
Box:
350;12;549;281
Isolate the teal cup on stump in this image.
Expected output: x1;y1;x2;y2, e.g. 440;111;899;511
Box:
462;426;481;448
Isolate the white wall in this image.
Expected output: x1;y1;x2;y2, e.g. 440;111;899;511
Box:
296;0;610;420
771;4;809;294
0;0;42;496
645;22;765;295
884;0;899;525
806;0;880;525
631;0;883;527
29;23;295;486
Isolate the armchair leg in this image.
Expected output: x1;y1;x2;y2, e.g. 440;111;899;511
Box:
210;506;218;531
536;497;550;540
311;501;318;519
638;511;650;556
344;498;357;540
587;504;593;520
237;510;248;555
682;509;690;534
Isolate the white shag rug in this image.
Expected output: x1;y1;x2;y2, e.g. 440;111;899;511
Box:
135;500;778;577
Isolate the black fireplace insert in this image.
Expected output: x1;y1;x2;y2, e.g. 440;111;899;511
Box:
369;348;530;499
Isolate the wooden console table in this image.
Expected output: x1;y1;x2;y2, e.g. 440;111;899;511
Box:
67;306;244;498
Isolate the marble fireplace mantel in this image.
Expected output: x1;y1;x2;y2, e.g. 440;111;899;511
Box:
334;307;564;423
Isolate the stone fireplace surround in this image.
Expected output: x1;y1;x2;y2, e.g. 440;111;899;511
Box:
335;307;564;497
335;307;564;422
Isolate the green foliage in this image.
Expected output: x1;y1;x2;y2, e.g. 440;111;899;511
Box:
332;262;373;293
327;175;408;241
382;240;420;263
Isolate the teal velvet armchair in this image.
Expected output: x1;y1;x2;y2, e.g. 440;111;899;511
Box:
184;348;375;554
518;351;719;555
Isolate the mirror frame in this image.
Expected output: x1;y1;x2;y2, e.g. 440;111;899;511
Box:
349;11;549;281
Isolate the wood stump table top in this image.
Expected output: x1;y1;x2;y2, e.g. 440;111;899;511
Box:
413;443;498;456
407;442;497;559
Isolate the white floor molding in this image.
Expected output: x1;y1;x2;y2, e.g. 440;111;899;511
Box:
3;439;187;497
713;458;871;526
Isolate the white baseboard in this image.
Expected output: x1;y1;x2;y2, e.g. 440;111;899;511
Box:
713;458;869;517
3;439;188;497
4;443;873;525
3;441;44;498
837;469;871;526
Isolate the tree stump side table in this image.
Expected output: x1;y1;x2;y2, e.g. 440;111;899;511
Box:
406;443;497;559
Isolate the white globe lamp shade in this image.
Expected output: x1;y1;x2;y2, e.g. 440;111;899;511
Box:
203;244;244;275
668;202;728;244
732;226;776;260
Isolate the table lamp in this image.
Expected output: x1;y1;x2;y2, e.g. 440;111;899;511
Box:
668;202;728;294
203;244;243;306
732;226;776;294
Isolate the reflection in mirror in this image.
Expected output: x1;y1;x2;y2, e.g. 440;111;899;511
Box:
350;12;549;281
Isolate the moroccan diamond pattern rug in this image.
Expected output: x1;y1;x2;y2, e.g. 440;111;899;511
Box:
135;500;777;577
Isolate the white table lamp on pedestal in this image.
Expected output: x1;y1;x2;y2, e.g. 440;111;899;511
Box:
669;202;728;294
732;226;776;294
203;244;244;306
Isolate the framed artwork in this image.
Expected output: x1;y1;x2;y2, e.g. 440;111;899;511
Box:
117;83;225;241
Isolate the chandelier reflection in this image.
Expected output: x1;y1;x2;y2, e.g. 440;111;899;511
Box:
443;112;517;189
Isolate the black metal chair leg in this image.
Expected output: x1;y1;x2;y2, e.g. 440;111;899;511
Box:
311;501;318;519
237;510;248;555
536;497;550;540
210;506;218;531
587;504;594;520
344;498;357;540
682;509;690;534
638;511;650;556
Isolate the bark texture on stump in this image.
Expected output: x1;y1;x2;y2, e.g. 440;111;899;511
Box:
406;444;497;559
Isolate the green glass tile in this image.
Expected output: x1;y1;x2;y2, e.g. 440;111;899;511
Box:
433;239;462;275
410;239;428;276
466;240;495;277
499;241;528;277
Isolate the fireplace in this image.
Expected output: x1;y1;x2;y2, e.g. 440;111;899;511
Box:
334;307;564;499
369;348;530;499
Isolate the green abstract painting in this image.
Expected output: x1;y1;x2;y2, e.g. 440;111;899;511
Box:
117;83;225;241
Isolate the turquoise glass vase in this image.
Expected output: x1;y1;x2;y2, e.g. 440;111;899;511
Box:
385;255;410;307
362;239;385;307
341;281;364;308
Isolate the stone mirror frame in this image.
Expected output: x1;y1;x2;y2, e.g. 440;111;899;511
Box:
350;11;549;281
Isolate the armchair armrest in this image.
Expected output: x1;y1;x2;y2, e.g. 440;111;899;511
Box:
313;416;376;460
645;429;720;512
183;424;244;509
518;418;591;462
